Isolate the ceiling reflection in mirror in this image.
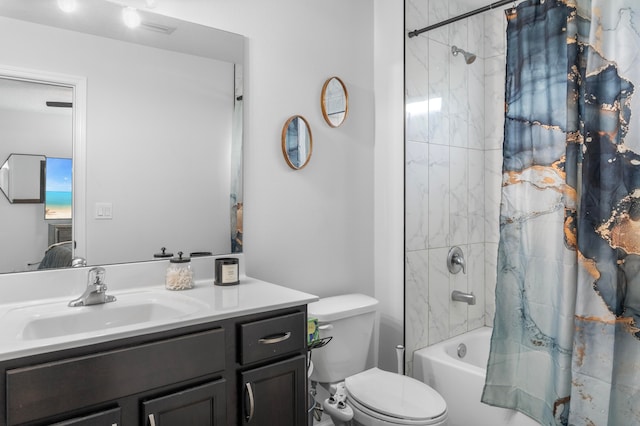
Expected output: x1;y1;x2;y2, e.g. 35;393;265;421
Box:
0;0;244;274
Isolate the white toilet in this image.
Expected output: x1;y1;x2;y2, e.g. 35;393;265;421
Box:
309;294;448;426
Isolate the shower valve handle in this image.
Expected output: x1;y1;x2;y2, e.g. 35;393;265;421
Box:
447;246;466;274
452;254;466;273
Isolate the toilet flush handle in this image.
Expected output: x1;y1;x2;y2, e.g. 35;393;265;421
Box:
318;323;333;331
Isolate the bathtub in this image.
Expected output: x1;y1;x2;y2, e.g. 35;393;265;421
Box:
412;327;540;426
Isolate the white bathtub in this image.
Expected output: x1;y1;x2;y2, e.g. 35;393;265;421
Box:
412;327;540;426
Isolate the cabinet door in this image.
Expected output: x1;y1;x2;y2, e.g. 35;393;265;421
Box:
143;379;226;426
240;355;306;426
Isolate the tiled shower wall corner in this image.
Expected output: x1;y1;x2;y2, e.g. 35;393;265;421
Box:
405;0;506;375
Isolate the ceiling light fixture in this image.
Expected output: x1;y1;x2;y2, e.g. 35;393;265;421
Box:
56;0;77;13
122;6;141;28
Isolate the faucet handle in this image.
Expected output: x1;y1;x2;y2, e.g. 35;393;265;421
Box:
71;257;87;267
88;267;106;287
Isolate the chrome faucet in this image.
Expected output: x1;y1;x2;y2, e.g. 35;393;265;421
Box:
451;290;476;305
68;267;116;307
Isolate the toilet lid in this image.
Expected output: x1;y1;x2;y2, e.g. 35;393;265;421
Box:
345;368;447;421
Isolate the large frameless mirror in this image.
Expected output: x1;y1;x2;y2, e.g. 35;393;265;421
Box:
0;0;244;274
321;76;348;127
282;115;312;170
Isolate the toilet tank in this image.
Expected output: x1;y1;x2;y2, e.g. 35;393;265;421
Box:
308;294;378;383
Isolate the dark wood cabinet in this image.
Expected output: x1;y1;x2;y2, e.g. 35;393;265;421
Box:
240;355;306;426
237;309;307;425
0;305;308;426
6;329;225;425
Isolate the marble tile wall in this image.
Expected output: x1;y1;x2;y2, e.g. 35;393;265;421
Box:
405;0;507;374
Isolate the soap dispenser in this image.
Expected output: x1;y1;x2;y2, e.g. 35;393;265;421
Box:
165;251;193;290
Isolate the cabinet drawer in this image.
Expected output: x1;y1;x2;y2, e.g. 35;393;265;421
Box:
51;407;121;426
239;312;305;365
6;328;225;425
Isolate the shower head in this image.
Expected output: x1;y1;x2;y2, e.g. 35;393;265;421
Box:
451;45;476;64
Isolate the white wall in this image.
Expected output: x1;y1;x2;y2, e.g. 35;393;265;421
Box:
152;0;378;297
373;0;406;371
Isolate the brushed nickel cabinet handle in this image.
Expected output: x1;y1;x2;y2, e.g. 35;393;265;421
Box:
148;414;157;426
258;331;291;344
245;382;255;422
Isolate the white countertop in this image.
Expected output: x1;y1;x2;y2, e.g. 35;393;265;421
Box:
0;276;318;362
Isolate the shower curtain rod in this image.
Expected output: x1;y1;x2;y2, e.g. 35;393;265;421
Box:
408;0;514;38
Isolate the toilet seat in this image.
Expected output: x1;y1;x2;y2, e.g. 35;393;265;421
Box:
345;368;448;425
348;396;443;425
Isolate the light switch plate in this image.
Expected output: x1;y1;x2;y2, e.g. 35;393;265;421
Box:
95;202;113;219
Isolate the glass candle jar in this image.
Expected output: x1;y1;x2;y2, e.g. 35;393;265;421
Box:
214;257;239;286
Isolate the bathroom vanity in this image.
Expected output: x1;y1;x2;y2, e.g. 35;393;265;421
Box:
0;273;316;426
0;1;317;424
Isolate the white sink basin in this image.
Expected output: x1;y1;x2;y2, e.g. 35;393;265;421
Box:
1;290;208;341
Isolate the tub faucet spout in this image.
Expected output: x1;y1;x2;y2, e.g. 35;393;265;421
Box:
451;290;476;305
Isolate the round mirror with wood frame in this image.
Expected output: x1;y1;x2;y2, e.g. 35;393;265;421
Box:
321;76;348;127
282;115;313;170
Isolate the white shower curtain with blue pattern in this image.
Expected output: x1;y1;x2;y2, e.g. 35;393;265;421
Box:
482;1;640;425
